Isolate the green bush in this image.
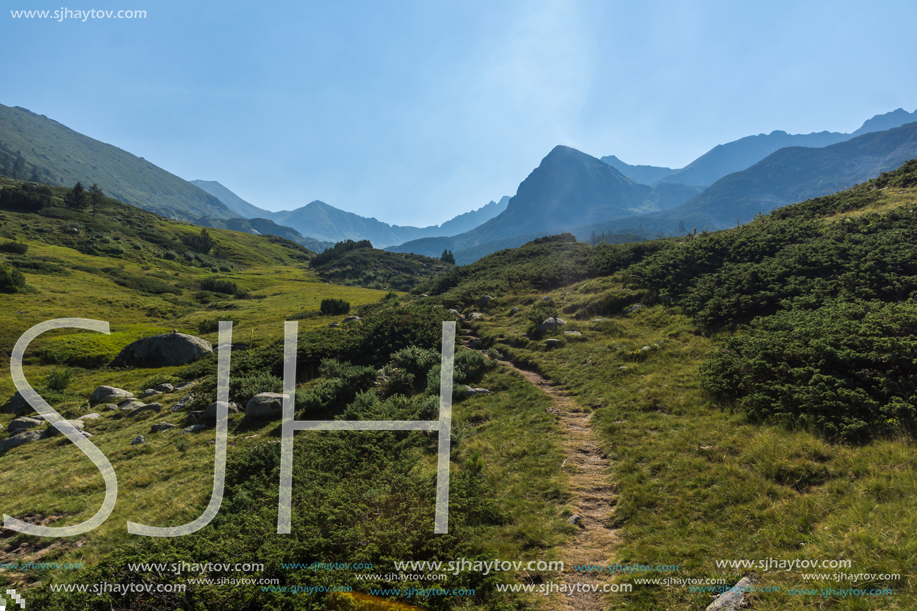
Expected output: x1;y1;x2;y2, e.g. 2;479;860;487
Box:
0;264;26;292
44;368;74;392
199;276;239;295
701;300;917;439
0;240;28;254
320;298;351;316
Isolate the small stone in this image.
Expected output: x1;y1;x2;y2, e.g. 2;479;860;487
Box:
150;422;177;433
341;316;362;325
625;304;644;314
567;514;584;527
77;413;101;420
545;339;560;348
141;389;159;398
328;323;339;328
448;309;464;319
102;404;118;412
465;387;491;396
245;393;284;419
131;436;145;445
564;331;582;337
153;383;175;393
510;307;520;314
470;312;483;320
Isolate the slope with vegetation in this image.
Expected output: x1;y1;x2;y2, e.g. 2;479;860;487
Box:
0;104;237;221
0;176;574;610
416;158;917;610
310;239;454;292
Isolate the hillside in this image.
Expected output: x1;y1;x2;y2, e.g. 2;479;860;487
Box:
0;175;572;610
412;159;917;609
0;104;237;221
309;240;453;291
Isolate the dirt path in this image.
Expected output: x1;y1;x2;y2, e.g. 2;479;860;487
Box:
461;324;617;611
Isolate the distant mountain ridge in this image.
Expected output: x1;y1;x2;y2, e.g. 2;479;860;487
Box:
388;145;700;258
193;179;510;248
0;103;238;221
603;107;917;188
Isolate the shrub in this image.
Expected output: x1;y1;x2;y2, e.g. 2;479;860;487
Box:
320;298;351;316
199;276;239;295
701;300;917;440
0;264;26;292
0;240;28;254
44;368;75;391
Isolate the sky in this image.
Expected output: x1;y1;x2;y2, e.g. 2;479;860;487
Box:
2;0;917;227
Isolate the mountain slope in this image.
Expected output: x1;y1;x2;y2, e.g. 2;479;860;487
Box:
390;145;695;259
190;180;272;218
0;104;238;221
672;120;917;225
435;196;509;236
659;129;851;187
603;107;917;188
600;155;677;184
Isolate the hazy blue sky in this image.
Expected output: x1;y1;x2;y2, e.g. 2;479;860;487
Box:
3;0;916;226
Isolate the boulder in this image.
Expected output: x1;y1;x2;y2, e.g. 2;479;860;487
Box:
2;391;32;416
509;307;520;315
101;404;119;412
78;413;101;420
150;422;176;433
203;401;242;420
541;296;553;301
625;304;644;314
465;387;491;396
130;436;145;446
127;403;163;417
0;431;43;454
245;393;285;419
478;295;493;308
90;386;134;405
154;383;175;393
328;323;340;328
537;317;566;332
567;514;584;527
8;417;43;433
171;395;195;411
141;389;159;398
448;309;464;319
112;333;213;368
469;312;484;320
545;339;561;348
564;331;583;337
180;424;208;434
341;316;362;325
45;419;86;436
705;577;753;611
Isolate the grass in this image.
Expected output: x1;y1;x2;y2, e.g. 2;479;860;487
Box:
469;278;917;610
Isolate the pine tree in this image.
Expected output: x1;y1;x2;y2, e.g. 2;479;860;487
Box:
88;183;104;213
64;181;88;209
440;249;456;264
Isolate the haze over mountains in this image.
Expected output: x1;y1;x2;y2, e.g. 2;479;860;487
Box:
391;110;917;262
191;178;510;248
602;107;917;188
2;101;917;263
